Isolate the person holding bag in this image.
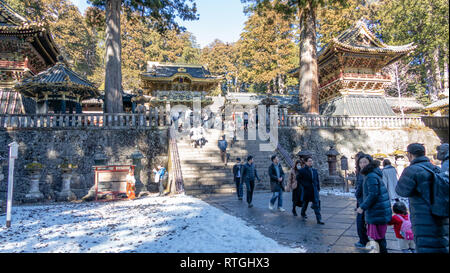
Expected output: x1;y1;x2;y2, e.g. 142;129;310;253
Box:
286;160;304;217
268;155;285;212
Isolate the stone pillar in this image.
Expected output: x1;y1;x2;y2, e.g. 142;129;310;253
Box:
57;171;77;201
131;147;146;196
24;160;44;202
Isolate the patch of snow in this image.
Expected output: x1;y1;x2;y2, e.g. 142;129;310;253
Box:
319;187;356;198
0;194;306;253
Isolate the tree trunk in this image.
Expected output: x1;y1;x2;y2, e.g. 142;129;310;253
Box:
298;2;319;114
104;0;123;113
443;49;449;96
433;47;442;97
394;63;404;116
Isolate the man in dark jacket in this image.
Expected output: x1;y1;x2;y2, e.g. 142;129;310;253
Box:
233;158;244;200
218;135;228;166
268;155;285;212
241;155;261;208
354;151;369;248
396;143;449;253
297;156;324;224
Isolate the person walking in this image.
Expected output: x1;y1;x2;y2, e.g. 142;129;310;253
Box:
354;151;370;249
437;143;449;173
382;159;400;204
396;143;449;253
388;200;416;253
268;155;285;212
297;156;324;225
241;155;261;208
233;158;244;200
218;135;228;166
356;154;392;253
286;160;303;217
243;112;249;131
152;165;166;196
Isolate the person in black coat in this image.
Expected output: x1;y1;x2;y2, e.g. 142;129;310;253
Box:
233;158;244;200
241;155;261;208
297;156;324;225
357;155;392;253
396;143;449;253
354;152;369;248
290;160;304;216
268;155;285;212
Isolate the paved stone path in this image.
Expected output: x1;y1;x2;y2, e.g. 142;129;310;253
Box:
198;192;403;253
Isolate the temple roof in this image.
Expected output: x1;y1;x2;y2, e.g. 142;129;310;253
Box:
319;20;416;57
0;0;28;26
425;98;449;110
319;95;396;116
385;97;424;110
0;0;59;66
15;57;100;100
141;62;222;81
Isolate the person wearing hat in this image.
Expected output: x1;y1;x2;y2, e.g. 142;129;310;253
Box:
396;143;449;253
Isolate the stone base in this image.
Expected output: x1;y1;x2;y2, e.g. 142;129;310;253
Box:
25;191;44;202
56;190;77;202
322;176;345;188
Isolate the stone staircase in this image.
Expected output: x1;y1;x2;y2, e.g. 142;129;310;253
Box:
177;122;294;195
177;128;237;195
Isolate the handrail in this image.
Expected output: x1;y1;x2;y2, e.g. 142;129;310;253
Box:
169;126;184;193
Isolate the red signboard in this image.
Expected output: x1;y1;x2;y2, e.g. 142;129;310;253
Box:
94;165;135;201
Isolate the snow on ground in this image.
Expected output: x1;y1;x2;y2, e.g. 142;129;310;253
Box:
319;187;356;198
0;194;305;253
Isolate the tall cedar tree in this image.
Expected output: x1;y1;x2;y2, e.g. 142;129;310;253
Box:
88;0;198;113
242;0;346;113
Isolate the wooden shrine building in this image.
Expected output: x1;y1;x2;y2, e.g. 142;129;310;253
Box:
15;56;100;114
291;19;416;116
0;0;60;114
140;62;222;107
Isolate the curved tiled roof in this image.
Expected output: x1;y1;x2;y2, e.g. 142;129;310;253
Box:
318;19;416;57
320;95;396;116
425;98;449;110
141;63;222;81
15;58;100;100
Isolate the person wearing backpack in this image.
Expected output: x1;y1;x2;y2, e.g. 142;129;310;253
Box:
388;201;416;253
396;143;449;253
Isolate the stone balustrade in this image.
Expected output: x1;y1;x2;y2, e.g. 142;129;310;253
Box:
281;115;448;129
0;111;169;129
0;111;447;130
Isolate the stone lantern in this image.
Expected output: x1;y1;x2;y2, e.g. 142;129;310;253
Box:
24;158;44;202
93;145;108;166
326;146;340;176
323;146;343;187
130;146;145;194
57;158;77;201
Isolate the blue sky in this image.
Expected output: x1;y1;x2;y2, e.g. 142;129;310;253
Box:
71;0;248;49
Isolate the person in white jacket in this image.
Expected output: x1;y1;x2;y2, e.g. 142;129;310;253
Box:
382;159;400;204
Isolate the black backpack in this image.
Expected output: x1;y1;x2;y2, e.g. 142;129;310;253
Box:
420;165;449;218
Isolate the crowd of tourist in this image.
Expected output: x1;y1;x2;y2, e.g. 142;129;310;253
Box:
231;142;449;253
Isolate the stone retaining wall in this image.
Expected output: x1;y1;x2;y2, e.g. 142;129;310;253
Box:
0;128;168;203
278;127;447;183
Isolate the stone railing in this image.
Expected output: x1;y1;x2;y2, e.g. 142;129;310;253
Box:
421;116;449;129
0;111;170;129
281;115;441;129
